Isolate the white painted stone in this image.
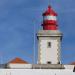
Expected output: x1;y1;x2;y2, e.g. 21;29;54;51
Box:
7;64;32;69
64;65;74;69
0;69;75;75
44;16;57;20
37;30;62;64
39;38;60;64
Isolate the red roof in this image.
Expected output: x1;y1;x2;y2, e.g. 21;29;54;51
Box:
70;62;75;65
8;57;28;64
43;5;57;16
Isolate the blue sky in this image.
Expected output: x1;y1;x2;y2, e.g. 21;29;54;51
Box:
0;0;75;64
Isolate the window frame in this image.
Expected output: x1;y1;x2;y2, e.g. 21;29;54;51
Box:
47;42;51;48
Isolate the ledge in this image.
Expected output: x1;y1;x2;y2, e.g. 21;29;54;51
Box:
32;64;65;69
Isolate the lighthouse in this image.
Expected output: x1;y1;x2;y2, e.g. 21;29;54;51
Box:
37;5;62;64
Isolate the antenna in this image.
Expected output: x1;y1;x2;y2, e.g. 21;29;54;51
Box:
48;0;50;5
16;20;36;64
0;52;3;64
33;21;36;64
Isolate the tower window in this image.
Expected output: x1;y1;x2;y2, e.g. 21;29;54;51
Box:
48;42;51;48
47;61;51;64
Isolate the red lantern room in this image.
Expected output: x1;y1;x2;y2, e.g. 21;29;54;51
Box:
42;5;58;30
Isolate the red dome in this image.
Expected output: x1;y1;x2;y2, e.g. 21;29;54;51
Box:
43;5;57;16
42;5;58;30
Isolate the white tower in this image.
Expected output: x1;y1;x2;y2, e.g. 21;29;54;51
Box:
37;6;62;64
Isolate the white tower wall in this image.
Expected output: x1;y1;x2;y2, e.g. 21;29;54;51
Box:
37;30;62;64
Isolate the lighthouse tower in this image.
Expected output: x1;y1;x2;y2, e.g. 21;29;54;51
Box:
37;5;62;64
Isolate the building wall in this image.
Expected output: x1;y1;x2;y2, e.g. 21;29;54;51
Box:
7;64;32;69
0;69;75;75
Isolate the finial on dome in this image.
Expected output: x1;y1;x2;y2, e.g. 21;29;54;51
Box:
48;5;51;9
48;5;51;11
